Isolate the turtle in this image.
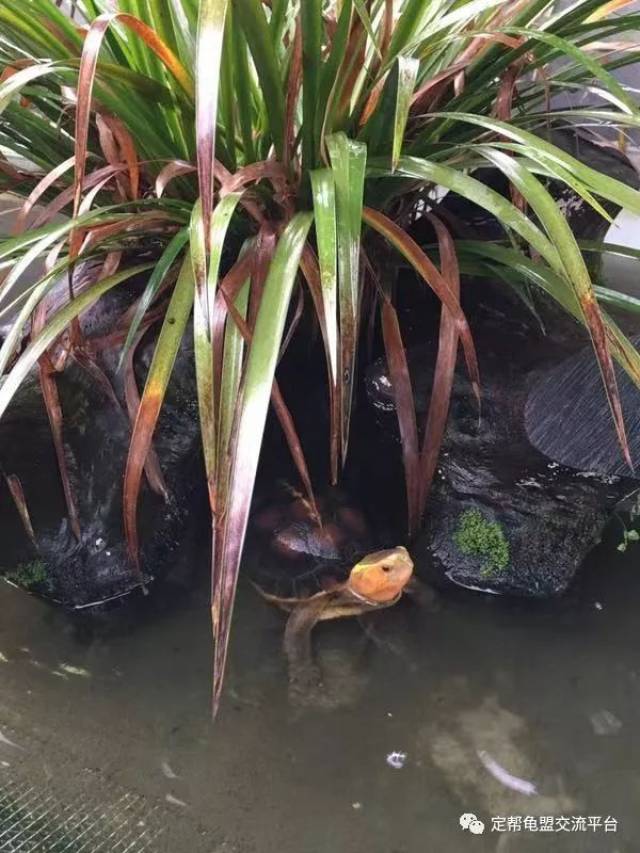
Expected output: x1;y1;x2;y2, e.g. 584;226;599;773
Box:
250;486;428;693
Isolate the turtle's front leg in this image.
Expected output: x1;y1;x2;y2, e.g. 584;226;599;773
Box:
404;576;440;611
283;598;328;699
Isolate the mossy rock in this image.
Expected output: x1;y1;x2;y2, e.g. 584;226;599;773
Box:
3;559;50;592
453;510;509;577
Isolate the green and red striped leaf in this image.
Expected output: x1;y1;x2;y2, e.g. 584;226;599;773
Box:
213;211;313;716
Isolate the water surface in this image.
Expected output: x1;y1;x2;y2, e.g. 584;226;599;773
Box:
0;535;638;852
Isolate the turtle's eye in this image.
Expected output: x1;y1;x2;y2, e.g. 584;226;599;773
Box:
381;564;391;573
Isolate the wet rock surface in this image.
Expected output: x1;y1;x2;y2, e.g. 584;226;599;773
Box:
365;291;638;597
0;279;204;609
526;334;640;478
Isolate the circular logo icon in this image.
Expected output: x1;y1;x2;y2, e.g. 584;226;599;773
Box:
459;813;485;834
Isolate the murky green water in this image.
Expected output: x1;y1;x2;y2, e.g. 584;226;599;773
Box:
0;531;638;853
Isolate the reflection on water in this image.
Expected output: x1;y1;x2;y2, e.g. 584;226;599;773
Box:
0;532;639;852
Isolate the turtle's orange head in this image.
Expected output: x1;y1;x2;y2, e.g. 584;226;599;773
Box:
348;546;414;604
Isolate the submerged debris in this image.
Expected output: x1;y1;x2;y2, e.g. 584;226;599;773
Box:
0;729;23;751
161;760;179;780
58;663;91;678
477;750;538;796
386;751;407;770
590;710;622;736
165;794;188;808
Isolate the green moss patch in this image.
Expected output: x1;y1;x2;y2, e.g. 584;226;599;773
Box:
454;510;509;576
4;559;49;591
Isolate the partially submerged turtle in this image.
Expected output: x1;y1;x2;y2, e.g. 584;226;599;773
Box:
251;487;425;692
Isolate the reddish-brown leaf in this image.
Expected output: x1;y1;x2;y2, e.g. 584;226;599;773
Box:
284;21;303;170
363;206;480;402
72;11;192;262
12;156;76;235
31;297;81;540
220;161;290;197
418;214;461;516
5;474;37;548
38;360;81;540
381;0;394;58
381;300;420;536
279;283;304;361
583;296;633;470
155;160;196;198
336;15;366;121
31;164;128;228
96;113;140;200
195;0;230;248
410;62;467;113
212;250;256;404
247;226;277;331
122;330;169;500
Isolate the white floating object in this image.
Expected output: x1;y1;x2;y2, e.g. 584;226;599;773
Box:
0;729;23;751
386;751;407;770
594;601;603;611
161;760;179;779
477;750;537;796
58;664;91;678
165;794;188;808
590;709;622;736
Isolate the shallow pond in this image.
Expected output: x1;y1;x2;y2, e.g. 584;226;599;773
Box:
0;529;638;853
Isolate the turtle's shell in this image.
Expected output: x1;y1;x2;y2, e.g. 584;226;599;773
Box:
250;488;372;600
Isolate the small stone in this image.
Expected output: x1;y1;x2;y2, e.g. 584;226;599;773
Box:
352;802;362;810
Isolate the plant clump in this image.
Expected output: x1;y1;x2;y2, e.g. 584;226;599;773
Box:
454;510;509;577
4;560;49;591
1;0;640;712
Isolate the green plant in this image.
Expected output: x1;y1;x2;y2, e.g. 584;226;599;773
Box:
1;0;640;711
4;559;49;590
454;509;509;576
615;490;640;552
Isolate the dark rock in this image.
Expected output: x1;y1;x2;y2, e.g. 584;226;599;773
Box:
0;278;204;609
526;335;640;478
365;294;637;597
547;130;639;242
418;129;639;256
